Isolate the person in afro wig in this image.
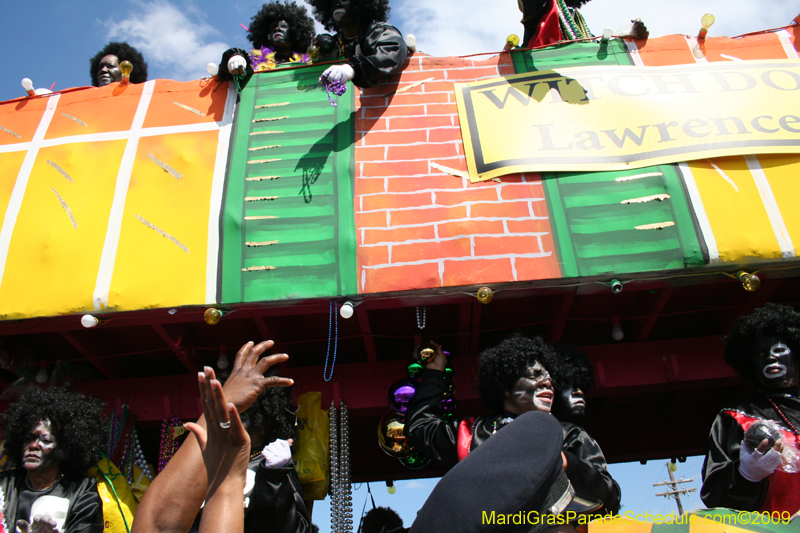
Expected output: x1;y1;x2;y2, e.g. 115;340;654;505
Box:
219;1;316;85
517;0;647;49
308;0;407;88
540;343;620;514
407;334;619;515
0;386;105;532
90;41;148;87
541;343;595;423
186;367;311;533
702;303;800;514
362;506;404;533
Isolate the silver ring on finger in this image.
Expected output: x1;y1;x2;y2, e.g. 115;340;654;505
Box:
219;421;231;429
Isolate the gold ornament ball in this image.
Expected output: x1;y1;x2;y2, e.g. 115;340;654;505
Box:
668;462;678;472
506;34;520;48
204;308;223;325
476;286;493;304
377;412;413;458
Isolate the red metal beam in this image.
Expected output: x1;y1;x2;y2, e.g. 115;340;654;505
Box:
59;331;116;379
356;306;378;363
550;289;576;342
638;287;673;341
152;324;196;372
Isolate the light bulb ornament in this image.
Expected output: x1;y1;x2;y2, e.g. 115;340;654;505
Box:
405;34;417;52
120;61;133;85
81;314;99;328
217;345;229;370
339;301;354;319
738;270;761;292
698;13;715;39
35;362;48;384
611;316;624;342
476;286;493;304
505;34;520;50
21;78;35;97
204;308;224;325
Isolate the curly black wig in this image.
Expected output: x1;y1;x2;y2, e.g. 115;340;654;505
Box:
219;368;295;445
307;0;391;32
724;303;800;386
248;1;316;53
89;42;148;87
478;334;557;413
362;506;403;533
541;343;595;393
2;387;105;477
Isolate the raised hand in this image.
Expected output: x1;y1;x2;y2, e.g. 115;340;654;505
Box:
222;341;293;413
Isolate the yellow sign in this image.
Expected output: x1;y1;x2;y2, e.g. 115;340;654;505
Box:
456;60;800;182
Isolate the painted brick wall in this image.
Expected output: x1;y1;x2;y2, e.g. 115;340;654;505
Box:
353;53;562;294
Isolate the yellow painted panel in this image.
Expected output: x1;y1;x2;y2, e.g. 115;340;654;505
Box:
0;152;26;229
108;130;218;310
0;141;125;318
757;154;800;254
689;156;781;263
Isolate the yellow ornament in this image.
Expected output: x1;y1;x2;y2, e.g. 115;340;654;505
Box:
476;286;493;304
668;462;678;472
506;34;520;49
120;61;133;78
737;271;761;292
204;308;223;325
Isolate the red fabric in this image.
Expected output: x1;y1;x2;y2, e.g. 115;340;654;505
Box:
457;417;475;461
725;410;800;514
525;0;564;48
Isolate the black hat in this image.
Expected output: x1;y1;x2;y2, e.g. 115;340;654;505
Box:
410;411;573;533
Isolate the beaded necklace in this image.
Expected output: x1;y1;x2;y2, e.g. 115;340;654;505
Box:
766;397;800;436
554;0;592;40
157;416;182;472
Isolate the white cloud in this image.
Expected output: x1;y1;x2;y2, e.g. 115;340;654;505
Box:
404;480;425;490
106;0;230;80
392;0;798;58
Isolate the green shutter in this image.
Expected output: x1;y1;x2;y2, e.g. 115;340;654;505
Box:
219;64;357;303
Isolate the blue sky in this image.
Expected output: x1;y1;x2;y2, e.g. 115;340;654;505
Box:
312;456;707;532
0;0;797;102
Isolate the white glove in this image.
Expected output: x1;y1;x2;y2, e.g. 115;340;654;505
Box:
227;55;247;75
738;442;782;482
321;64;355;83
261;439;292;469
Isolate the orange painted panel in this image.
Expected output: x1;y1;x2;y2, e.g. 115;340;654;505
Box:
45;84;144;140
0;96;48;145
142;79;230;128
702;33;792;61
635;35;695;66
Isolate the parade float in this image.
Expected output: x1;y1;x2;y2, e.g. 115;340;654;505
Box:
0;14;799;505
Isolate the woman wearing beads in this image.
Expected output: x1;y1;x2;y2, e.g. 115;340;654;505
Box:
0;387;105;533
701;303;800;514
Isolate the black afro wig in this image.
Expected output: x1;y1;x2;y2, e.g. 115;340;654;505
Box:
478;333;556;413
724;303;800;386
541;343;595;393
248;1;316;52
2;386;105;477
89;42;148;87
362;506;403;533
307;0;390;32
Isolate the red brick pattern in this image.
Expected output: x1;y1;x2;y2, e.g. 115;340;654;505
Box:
353;53;562;294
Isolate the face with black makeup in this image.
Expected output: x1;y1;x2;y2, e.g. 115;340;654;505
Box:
97;54;121;86
753;336;800;389
332;0;353;27
22;420;60;475
554;384;586;420
504;360;554;415
268;19;292;54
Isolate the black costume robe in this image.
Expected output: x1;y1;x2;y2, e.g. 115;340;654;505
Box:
191;454;311;533
339;21;408;88
701;391;800;513
0;471;102;533
406;369;621;514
